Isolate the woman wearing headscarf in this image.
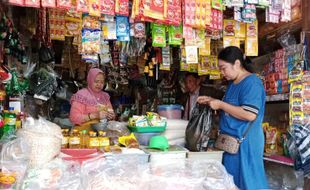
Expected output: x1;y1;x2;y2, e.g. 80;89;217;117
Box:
69;68;115;125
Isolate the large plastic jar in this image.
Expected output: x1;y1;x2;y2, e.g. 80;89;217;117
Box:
158;105;183;119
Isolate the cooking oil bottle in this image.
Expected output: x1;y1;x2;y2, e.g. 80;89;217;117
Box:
69;129;81;149
80;130;89;149
88;131;99;149
98;131;110;148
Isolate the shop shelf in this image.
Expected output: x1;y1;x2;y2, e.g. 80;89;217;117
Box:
266;93;289;103
263;154;294;166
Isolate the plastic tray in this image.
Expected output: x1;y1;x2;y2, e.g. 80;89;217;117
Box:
128;125;166;133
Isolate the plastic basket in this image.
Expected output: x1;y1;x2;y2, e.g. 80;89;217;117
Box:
128;125;166;133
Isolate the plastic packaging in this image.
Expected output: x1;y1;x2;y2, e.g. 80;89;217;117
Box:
158;105;183;119
0;160;27;190
152;24;166;47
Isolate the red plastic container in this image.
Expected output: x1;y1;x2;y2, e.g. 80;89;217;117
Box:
61;149;100;164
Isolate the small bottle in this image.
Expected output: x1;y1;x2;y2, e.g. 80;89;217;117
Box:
69;129;81;149
88;131;99;149
61;129;69;149
98;131;110;148
80;130;89;149
3;107;16;137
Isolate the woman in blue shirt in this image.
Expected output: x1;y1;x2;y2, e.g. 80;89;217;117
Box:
197;46;268;190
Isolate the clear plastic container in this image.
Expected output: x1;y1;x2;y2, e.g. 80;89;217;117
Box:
134;132;161;146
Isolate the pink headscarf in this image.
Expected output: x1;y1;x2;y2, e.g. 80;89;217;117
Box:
71;68;110;106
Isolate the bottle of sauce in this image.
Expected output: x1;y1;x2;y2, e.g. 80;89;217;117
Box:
61;129;69;148
88;131;99;149
69;129;81;149
80;130;89;149
98;131;110;148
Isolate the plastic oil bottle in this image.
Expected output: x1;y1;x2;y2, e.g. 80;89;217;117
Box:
61;129;69;149
69;129;81;149
80;130;89;149
98;131;110;148
88;131;99;149
3;107;16;138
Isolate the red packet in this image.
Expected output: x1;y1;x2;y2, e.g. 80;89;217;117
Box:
8;0;24;6
42;0;56;7
150;0;165;13
116;0;129;16
24;0;40;7
57;0;71;9
100;0;115;15
77;0;89;13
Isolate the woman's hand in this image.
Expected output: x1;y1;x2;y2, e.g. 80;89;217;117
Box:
99;110;115;120
197;96;223;110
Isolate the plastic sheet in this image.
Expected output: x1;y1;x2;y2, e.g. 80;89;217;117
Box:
81;157;237;190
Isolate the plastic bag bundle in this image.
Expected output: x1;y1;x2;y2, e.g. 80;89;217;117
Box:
16;117;62;168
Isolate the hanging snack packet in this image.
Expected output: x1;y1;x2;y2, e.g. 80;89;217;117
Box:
196;30;206;48
199;37;211;56
81;29;101;54
245;37;258;56
223;19;235;36
224;37;240;48
242;4;256;23
152;24;166;47
235;21;246;38
83;15;101;29
102;22;117;40
188;64;198;73
185;46;198;64
168;25;183;46
116;16;129;37
198;56;210;76
134;22;146;38
89;0;101;17
100;0;115;15
212;0;223;10
180;48;189;72
115;0;129;16
24;0;40;7
77;0;89;13
41;0;56;7
57;0;72;9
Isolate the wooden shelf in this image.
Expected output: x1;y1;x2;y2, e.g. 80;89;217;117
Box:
266;93;289;103
264;154;294;167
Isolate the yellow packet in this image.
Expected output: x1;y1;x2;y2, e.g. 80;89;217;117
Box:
118;133;139;148
199;37;211;56
223;19;235;36
235;21;246;38
188;64;198;73
246;20;258;37
245;37;258;56
89;0;101;17
196;30;206;48
198;56;210;76
223;36;240;48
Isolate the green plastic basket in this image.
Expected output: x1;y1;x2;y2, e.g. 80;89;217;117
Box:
128;124;166;133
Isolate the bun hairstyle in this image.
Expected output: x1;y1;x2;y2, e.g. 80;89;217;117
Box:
218;46;254;73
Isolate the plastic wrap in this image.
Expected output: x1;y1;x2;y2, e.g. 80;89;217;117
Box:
16;117;62;168
106;121;130;145
0;160;27;189
81;157;237;190
21;158;81;190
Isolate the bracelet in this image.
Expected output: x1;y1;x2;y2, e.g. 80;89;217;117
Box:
88;113;91;120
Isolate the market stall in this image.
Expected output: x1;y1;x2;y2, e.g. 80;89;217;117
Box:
0;0;309;189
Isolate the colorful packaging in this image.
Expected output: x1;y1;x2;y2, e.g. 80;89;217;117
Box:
49;9;66;41
168;25;183;46
223;36;240;48
116;16;130;41
115;0;129;16
242;3;256;23
196;29;206;48
246;20;258;37
24;0;40;7
83;15;101;29
265;126;278;155
180;48;189;71
152;23;166;47
57;0;72;9
185;46;198;64
199;37;211;56
77;0;89;13
89;0;101;17
41;0;56;7
143;0;166;20
212;0;223;10
100;0;115;15
198;56;211;76
223;19;235;36
235;21;246;38
81;29;101;54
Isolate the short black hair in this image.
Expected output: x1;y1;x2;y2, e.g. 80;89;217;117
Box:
185;72;200;79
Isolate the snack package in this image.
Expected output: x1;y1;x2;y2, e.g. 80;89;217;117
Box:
65;19;82;36
152;23;166;47
77;0;89;13
199;37;211;56
134;22;146;38
102;22;117;40
242;3;256;23
185;46;198;64
290;83;304;125
265;126;278;155
8;0;24;6
24;0;40;7
223;36;240;48
89;0;101;17
198;56;210;76
115;0;129;16
118;133;139;148
49;9;66;41
57;0;72;9
81;29;101;54
245;37;258;56
116;16;130;41
235;21;246;38
196;30;206;48
180;48;189;71
100;0;115;15
188;64;199;73
168;25;183;46
41;0;56;7
223;19;235;36
212;0;223;10
83;15;101;29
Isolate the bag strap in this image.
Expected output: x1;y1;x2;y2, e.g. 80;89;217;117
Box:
239;121;254;142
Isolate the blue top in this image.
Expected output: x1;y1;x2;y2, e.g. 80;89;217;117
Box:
220;74;268;190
